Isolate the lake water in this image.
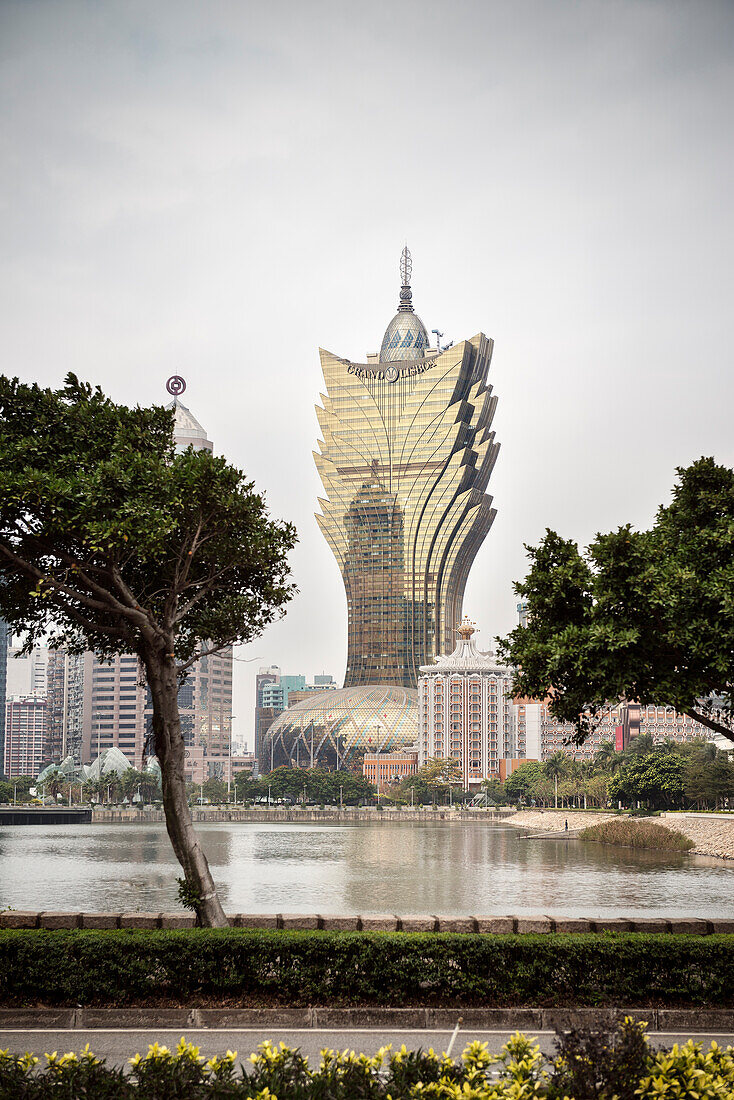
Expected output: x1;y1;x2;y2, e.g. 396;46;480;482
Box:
2;820;732;917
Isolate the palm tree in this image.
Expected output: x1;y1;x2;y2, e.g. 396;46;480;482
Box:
44;767;65;801
544;751;568;809
594;739;619;774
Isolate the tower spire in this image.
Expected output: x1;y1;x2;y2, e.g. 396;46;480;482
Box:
398;245;414;313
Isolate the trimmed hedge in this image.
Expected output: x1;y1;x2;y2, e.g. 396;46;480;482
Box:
0;929;733;1007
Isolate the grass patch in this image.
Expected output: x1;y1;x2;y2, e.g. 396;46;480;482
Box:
580;818;694;851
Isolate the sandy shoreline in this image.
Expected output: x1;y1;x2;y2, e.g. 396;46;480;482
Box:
505;809;734;861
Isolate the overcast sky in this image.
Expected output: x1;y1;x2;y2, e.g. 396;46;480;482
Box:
2;0;733;745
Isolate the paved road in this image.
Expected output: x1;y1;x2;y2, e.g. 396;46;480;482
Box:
2;1028;734;1065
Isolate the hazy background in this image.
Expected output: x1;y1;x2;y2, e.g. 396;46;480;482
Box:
2;0;732;746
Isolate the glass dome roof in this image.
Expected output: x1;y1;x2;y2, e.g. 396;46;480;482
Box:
379;311;430;362
261;684;419;771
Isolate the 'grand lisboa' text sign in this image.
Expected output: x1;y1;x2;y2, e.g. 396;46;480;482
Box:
347;362;431;382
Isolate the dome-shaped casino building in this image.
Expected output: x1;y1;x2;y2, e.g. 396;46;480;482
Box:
260;685;418;772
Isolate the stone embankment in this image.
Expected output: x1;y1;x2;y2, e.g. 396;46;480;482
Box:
91;807;515;824
2;910;733;933
506;809;734;860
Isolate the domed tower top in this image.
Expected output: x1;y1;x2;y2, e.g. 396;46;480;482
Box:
379;246;430;362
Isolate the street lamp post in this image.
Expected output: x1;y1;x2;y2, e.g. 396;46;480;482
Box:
268;783;272;807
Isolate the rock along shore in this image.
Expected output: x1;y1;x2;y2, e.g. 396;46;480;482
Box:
505;809;734;860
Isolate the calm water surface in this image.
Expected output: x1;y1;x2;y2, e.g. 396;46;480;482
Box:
1;821;732;917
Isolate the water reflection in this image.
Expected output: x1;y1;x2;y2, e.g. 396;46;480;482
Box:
1;822;731;917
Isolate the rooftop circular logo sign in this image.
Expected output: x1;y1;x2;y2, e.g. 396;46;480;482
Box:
166;375;186;397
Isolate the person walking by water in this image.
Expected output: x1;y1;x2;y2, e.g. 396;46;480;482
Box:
565;819;568;831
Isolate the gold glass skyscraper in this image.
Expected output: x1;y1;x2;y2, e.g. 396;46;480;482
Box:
314;249;500;688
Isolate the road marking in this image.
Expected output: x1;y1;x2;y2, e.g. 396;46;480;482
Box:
1;1028;733;1038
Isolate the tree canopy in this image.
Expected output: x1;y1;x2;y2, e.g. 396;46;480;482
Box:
0;374;297;925
499;459;734;744
260;766;374;805
0;375;296;664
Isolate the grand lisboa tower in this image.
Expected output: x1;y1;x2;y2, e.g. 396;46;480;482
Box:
315;248;500;689
261;249;500;773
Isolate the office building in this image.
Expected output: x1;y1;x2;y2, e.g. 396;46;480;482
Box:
168;397;213;453
5;695;47;778
362;747;419;791
314;248;500;687
418;618;515;789
254;667;337;761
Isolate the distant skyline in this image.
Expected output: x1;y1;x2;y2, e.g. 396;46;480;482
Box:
2;0;733;743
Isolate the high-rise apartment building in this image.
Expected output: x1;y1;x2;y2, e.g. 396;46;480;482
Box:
314;248;499;688
46;650;85;763
5;695;47;778
6;642;48;697
418;619;516;789
85;651;146;764
0;620;8;776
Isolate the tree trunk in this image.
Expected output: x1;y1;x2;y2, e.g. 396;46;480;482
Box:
143;646;228;928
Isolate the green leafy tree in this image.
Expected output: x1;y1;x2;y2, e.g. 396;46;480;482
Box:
528;776;555;806
502;760;546;803
0;775;35;803
263;765;308;801
608;750;686;810
585;774;610;808
201;777;228;804
680;741;734;810
480;778;507;805
41;767;66;800
259;767;375;806
233;772;262;803
119;768;161;804
397;774;433;805
499;459;734;745
0;375;296;925
543;750;569;808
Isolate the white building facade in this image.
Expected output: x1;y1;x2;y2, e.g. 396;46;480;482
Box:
418;619;515;789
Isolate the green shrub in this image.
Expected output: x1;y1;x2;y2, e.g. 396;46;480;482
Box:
0;930;732;1007
580;818;694;850
3;1026;734;1098
549;1015;649;1099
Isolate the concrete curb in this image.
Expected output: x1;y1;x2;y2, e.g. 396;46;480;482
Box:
2;911;734;934
2;1005;734;1032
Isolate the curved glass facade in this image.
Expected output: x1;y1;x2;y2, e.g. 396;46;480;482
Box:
260;685;418;772
314;262;500;688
